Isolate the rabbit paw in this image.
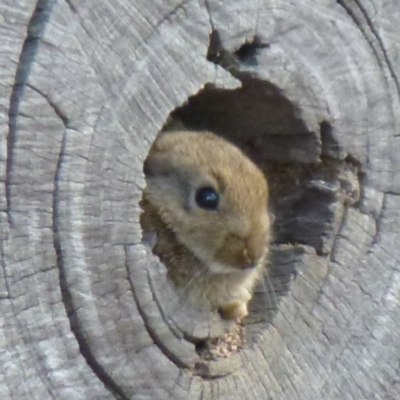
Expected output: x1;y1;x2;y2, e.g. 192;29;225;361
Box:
218;301;249;321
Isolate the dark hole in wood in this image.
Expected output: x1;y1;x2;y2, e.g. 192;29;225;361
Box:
166;84;361;324
138;33;364;378
234;37;270;65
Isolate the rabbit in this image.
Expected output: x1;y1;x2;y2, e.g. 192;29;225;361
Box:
140;130;271;321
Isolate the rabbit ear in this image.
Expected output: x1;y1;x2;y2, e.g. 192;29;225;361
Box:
143;149;174;177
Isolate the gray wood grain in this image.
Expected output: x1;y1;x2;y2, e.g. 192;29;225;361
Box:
1;0;399;399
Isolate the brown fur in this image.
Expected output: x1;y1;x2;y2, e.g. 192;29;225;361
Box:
141;131;270;321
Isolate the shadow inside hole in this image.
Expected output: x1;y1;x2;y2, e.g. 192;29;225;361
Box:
170;79;321;166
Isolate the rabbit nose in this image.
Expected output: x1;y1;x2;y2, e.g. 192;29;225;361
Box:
244;236;265;264
243;248;254;265
241;255;259;270
240;251;256;271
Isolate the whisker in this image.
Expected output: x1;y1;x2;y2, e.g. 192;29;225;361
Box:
257;268;277;321
263;268;278;313
165;267;209;318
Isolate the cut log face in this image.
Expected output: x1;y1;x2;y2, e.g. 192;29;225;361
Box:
1;0;400;399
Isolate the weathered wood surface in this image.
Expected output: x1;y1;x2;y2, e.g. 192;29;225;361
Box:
1;0;400;399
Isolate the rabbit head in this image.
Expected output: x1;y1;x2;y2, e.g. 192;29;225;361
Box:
143;131;270;275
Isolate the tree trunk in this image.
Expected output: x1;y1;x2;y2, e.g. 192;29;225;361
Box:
1;1;399;399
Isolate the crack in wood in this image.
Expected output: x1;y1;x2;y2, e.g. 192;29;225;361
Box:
131;0;193;58
207;29;270;81
124;245;191;370
53;132;127;400
64;0;78;14
0;240;11;299
234;37;270;66
367;192;388;253
26;84;69;126
203;0;214;32
336;0;400;99
353;0;400;99
6;0;56;227
145;261;187;341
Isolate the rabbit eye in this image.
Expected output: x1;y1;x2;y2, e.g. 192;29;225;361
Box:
195;186;219;210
